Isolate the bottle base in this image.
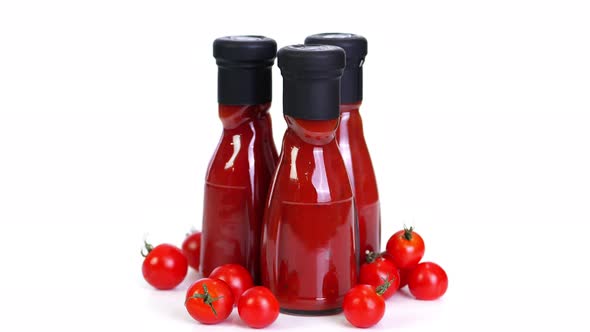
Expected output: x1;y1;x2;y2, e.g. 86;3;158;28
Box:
280;307;343;316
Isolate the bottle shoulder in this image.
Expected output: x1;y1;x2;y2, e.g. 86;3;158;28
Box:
218;103;272;129
269;134;353;204
206;119;276;184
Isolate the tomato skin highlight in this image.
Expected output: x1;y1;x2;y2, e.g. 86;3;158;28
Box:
142;243;188;290
359;257;400;299
182;232;202;270
343;284;385;328
209;264;254;305
238;286;280;328
408;262;448;300
385;227;425;269
185;278;234;324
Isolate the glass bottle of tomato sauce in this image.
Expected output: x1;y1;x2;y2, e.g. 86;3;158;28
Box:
200;36;279;283
261;45;357;315
305;33;380;261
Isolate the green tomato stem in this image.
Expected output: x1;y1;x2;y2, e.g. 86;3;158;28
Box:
375;275;394;296
403;225;414;241
140;240;154;257
187;283;223;316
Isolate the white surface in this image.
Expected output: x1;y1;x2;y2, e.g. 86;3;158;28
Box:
1;0;590;330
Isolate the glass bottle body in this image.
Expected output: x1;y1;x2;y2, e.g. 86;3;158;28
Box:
337;103;380;258
261;116;357;315
201;103;278;283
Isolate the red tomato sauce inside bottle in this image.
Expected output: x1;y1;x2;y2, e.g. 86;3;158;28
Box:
337;103;380;256
261;45;357;315
201;103;278;281
305;33;380;259
201;36;278;282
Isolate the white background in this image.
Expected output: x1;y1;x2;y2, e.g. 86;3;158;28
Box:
1;0;589;330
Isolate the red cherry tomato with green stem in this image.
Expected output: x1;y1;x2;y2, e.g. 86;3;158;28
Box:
209;264;253;305
185;278;234;324
408;262;448;300
182;231;201;271
141;241;187;290
238;286;280;328
386;226;425;269
343;284;387;328
359;251;400;299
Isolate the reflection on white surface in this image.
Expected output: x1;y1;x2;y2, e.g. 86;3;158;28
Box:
289;146;298;180
225;134;241;170
312;147;331;202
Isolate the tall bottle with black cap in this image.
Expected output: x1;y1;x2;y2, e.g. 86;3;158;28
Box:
200;36;278;283
305;33;380;262
261;45;357;315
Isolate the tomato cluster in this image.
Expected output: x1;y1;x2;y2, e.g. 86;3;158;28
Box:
385;226;448;300
140;226;447;329
141;231;279;328
343;226;448;328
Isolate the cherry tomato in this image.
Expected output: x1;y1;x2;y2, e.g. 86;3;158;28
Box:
185;278;234;324
141;241;187;290
209;264;253;305
408;262;448;300
359;252;400;299
385;226;425;269
343;284;386;328
182;231;201;271
238;286;280;328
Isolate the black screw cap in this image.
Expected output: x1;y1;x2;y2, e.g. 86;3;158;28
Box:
278;45;346;120
305;33;367;104
213;36;277;105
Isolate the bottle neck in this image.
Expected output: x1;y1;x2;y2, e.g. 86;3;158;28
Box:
285;115;339;145
340;102;362;114
338;102;365;140
219;103;271;130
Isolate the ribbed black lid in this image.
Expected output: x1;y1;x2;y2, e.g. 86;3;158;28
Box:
304;33;367;104
278;45;345;120
213;36;277;105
